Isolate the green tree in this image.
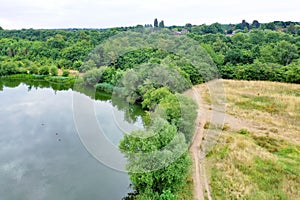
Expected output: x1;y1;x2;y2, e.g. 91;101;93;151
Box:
61;41;92;63
224;49;244;64
72;60;83;70
79;60;97;72
185;23;192;31
62;69;70;77
28;65;39;75
57;59;73;69
264;22;276;30
39;66;50;75
287;24;296;34
259;44;277;63
252;20;260;29
159;21;165;28
249;30;265;45
142;87;172;110
83;67;108;86
154;18;158;28
50;66;58;76
46;34;65;49
201;43;224;66
119;118;191;197
285;61;300;83
0;62;18;76
119;64;191;104
275;40;298;65
156;93;197;143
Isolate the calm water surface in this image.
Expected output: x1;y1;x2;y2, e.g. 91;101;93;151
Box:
0;80;143;200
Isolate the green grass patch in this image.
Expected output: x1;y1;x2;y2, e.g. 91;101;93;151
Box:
208;131;300;199
206;144;229;160
176;172;194;200
235;95;282;114
275;146;300;162
252;136;285;153
44;76;75;84
2;74;76;84
210;168;232;199
2;74;46;79
234;157;289;200
237;128;250;135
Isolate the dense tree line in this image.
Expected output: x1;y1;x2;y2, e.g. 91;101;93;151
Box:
0;27;135;76
1;20;299;83
187;23;300;83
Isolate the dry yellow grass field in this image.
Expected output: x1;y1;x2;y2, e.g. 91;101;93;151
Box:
198;80;300;200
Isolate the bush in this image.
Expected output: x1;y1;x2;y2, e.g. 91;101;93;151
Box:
57;59;73;69
50;66;58;76
155;93;197;144
142;87;172;110
62;70;70;77
285;64;300;83
83;67;107;86
29;65;39;74
79;60;97;72
0;62;18;76
238;128;250;135
39;66;50;75
95;83;115;93
72;60;83;70
17;67;28;74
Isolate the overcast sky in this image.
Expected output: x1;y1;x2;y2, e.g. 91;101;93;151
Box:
0;0;299;29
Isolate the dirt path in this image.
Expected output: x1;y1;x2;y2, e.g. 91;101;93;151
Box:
186;84;263;200
186;87;212;200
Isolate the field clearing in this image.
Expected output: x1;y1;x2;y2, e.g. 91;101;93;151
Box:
197;80;300;200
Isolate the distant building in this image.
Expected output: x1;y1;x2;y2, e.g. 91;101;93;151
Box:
173;29;189;36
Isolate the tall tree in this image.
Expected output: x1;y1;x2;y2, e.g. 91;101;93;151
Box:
158;20;164;28
154;18;158;28
119;118;191;196
185;23;192;31
252;20;260;29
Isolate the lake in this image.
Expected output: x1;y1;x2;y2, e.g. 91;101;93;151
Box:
0;78;144;200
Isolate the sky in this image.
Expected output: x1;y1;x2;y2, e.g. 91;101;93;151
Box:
0;0;299;29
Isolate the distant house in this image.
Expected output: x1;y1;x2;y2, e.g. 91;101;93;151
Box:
181;29;189;34
173;29;189;36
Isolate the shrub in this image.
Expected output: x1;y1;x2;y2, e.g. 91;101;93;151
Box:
79;60;96;72
72;60;83;70
29;65;39;74
57;59;73;69
39;66;50;75
83;67;108;86
50;66;58;76
0;62;18;76
238;128;250;135
95;83;115;93
62;70;70;77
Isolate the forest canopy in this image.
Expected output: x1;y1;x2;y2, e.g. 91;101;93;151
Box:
0;20;299;83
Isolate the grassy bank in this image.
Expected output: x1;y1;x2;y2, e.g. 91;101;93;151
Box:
202;80;300;199
1;74;77;84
